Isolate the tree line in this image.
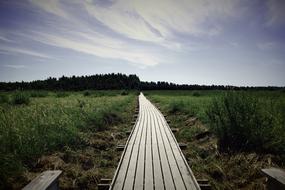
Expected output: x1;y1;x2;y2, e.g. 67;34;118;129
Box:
0;73;283;91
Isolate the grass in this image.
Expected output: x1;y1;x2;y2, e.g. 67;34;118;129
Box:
207;91;285;154
29;90;49;98
11;92;30;105
0;90;136;189
145;90;285;189
0;94;9;104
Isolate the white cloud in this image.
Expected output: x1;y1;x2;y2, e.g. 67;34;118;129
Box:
32;31;160;67
4;64;26;69
29;0;68;18
84;0;239;41
266;0;285;26
24;0;243;67
0;36;14;42
0;46;52;59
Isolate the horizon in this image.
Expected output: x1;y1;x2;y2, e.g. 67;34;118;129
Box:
1;73;284;88
1;1;285;86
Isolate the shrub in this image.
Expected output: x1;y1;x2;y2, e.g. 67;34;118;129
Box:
207;91;285;154
0;94;9;103
11;92;30;105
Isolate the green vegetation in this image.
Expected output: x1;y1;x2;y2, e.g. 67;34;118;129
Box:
11;92;30;105
148;90;217;122
145;90;285;189
55;91;70;98
29;90;49;98
83;90;92;96
120;90;129;96
0;94;9;104
0;91;136;188
207;91;285;154
146;90;285;152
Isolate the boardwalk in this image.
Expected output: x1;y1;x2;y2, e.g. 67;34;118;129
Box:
110;93;200;190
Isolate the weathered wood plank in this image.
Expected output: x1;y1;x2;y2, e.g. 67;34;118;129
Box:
155;112;186;190
151;108;176;190
144;106;154;190
133;105;148;189
22;170;62;190
122;105;146;190
156;109;200;190
111;106;143;190
262;167;285;190
150;104;164;190
110;93;200;190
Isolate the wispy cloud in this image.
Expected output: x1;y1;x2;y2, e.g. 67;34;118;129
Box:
3;64;26;69
0;46;52;59
1;0;285;85
23;0;243;67
84;0;239;41
31;31;160;67
0;36;14;42
29;0;68;19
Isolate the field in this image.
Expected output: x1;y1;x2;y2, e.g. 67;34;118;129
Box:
0;90;137;189
1;89;285;189
145;90;285;189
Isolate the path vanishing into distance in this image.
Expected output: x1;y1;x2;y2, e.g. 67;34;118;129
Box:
110;93;200;190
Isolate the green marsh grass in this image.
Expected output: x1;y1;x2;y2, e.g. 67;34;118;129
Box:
11;91;30;105
207;91;285;154
145;90;285;154
145;90;285;189
0;91;136;187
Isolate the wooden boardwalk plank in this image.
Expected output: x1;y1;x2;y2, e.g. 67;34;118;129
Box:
133;104;148;189
150;103;164;190
144;106;154;190
123;104;146;190
110;93;200;190
151;107;176;190
111;105;143;190
154;109;187;190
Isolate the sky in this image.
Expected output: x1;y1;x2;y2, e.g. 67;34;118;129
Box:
0;0;285;86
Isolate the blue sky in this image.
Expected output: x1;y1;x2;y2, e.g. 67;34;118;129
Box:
0;0;285;86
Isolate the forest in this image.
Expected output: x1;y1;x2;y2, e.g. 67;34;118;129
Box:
0;73;283;91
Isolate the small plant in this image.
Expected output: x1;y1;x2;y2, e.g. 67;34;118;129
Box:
11;92;30;105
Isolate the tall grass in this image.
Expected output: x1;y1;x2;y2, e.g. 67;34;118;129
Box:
29;90;49;97
207;91;285;154
11;92;30;105
0;94;9;104
146;90;285;155
0;92;135;187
